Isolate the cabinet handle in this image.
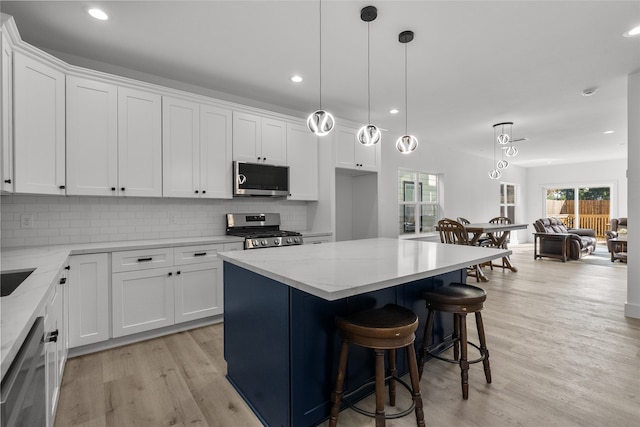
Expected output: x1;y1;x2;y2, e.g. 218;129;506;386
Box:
176;271;181;275
46;330;59;343
194;252;207;257
64;266;70;270
202;190;206;194
121;187;125;191
59;277;67;285
137;257;153;262
111;187;116;191
59;185;65;189
168;272;173;277
4;179;11;184
195;190;199;194
263;157;267;162
257;157;262;161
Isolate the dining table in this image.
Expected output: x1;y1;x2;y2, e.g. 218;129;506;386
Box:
462;222;528;280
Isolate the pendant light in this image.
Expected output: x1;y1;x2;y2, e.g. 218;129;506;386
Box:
307;0;335;136
489;122;513;179
357;6;381;146
396;30;418;154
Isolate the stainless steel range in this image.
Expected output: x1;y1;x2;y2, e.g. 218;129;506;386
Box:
226;213;303;249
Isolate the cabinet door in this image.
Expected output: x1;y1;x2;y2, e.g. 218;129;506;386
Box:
200;104;232;198
68;254;109;348
1;32;13;192
66;76;118;196
118;87;162;197
174;261;223;323
354;136;378;171
45;282;63;427
261;117;287;165
13;53;65;195
112;267;175;337
286;122;318;200
334;126;357;169
232;111;260;162
162;97;200;197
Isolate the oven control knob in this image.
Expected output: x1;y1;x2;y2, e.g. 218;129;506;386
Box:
286;238;293;244
274;237;282;246
252;240;259;247
294;237;301;244
261;239;268;246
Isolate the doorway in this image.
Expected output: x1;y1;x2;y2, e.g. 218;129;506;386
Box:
545;186;610;239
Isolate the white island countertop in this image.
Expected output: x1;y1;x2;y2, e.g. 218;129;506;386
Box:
218;237;510;301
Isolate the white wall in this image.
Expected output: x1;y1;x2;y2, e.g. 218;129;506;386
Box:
377;133;529;243
525;159;628;241
626;71;639;319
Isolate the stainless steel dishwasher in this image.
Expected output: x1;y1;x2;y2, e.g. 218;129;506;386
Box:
1;316;46;427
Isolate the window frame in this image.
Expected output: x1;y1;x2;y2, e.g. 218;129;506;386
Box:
398;169;441;236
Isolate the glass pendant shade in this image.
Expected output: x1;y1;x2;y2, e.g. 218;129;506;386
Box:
505;146;519;157
497;159;509;170
488;169;502;179
357;124;381;146
497;133;510;145
307;110;335;136
396;134;418;153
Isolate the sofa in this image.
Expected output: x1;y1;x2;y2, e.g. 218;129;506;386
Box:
606;217;628;260
533;217;597;260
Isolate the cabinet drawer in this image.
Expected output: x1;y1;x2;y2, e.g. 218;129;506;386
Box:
174;244;223;266
112;248;173;273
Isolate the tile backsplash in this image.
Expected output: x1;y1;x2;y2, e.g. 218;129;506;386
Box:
0;194;308;249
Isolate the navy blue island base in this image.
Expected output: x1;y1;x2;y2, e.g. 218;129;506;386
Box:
223;262;464;427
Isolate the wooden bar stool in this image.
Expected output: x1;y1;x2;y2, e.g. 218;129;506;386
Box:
418;283;491;400
329;304;425;427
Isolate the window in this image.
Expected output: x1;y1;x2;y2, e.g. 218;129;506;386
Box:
499;183;516;221
399;170;440;235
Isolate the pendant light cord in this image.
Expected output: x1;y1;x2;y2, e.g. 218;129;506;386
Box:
367;21;371;124
319;0;323;110
404;42;408;134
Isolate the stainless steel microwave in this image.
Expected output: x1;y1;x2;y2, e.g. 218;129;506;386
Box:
233;161;289;197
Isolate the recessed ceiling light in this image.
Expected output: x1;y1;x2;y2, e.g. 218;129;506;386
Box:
603;130;616;134
581;88;597;96
389;108;399;114
623;25;640;37
88;8;109;20
291;75;303;83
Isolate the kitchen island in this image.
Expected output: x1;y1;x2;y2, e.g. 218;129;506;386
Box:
218;238;509;427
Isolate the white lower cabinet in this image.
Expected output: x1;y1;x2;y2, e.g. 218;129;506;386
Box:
68;253;110;347
112;266;175;337
111;243;237;338
45;267;67;427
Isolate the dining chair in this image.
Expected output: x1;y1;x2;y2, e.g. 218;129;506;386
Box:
487;216;512;268
437;218;482;282
457;217;491;247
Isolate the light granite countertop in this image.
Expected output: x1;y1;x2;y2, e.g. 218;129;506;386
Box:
0;235;244;380
218;237;510;301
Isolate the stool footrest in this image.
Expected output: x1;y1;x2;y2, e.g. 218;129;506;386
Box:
426;339;487;365
342;375;416;420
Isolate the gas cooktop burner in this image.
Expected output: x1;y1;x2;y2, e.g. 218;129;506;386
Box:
226;213;304;249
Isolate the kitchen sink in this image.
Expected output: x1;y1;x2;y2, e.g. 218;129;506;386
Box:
1;269;35;297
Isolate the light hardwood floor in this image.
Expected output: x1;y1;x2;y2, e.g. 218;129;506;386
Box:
55;244;640;427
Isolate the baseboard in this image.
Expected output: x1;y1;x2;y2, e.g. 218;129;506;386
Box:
624;302;640;319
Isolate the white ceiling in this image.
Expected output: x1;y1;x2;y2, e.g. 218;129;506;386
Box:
2;1;639;168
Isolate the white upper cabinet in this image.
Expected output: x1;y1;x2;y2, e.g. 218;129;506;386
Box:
66;76;162;197
233;111;287;165
1;31;13;193
199;104;232;199
163;96;232;198
286;122;318;201
117;87;162;197
66;76;118;196
13;52;66;194
334;125;379;172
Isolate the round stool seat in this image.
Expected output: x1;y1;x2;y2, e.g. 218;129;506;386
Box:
423;283;486;313
336;304;418;349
